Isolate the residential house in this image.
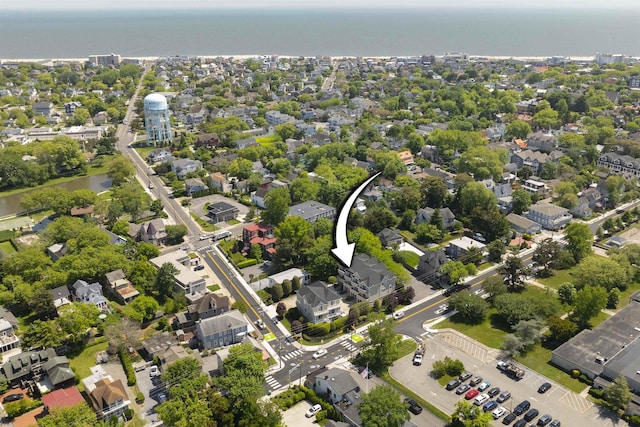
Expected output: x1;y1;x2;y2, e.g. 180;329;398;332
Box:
70;204;95;217
288;201;336;223
597;152;640;178
34;102;54;117
174;292;231;331
185;178;209;196
415;207;456;230
137;219;167;245
253;268;310;292
46;243;68;262
41;387;85;413
159;345;190;366
377;228;403;248
196;310;248;349
506;213;542;235
311;367;361;404
511;150;562;175
522;179;549;196
417;249;449;287
396;150;414;166
251;187;270;209
570;197;593;218
49;285;72;310
445;237;486;261
582;187;604;211
526;202;573;230
338;253;395;303
104;269;139;304
527;131;558;152
150;252;207;301
139;332;178;359
195;133;221;149
206;201;239;223
0;307;19;354
296;281;342;323
147;148;173;164
0;348;74;388
242;222;276;259
209;172;232;193
172;158;203;179
71;280;108;311
84;366;131;419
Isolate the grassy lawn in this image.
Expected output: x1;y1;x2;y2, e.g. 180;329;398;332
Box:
618;281;640;306
69;340;109;391
477;262;493;271
435;308;508;349
398;250;419;268
133;145;157;160
207;284;221;292
515;343;586;393
0;241;16;256
589;310;611;328
436;373;456;387
226;219;241;225
537;267;577;289
189;212;219;232
397;339;418;359
255;135;282;147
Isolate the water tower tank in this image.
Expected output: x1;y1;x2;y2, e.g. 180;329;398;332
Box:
144;93;172;146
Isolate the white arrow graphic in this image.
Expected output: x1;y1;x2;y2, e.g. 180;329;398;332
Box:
331;172;382;267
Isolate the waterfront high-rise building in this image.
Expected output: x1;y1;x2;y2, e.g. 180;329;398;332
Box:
144;93;172;146
88;54;121;67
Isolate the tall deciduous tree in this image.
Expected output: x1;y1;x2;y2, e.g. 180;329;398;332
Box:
274;215;312;264
361;319;403;373
358;385;410;427
263;187;291;226
603;376;633;411
505;119;532;140
440;261;477;286
532;238;561;277
564;222;593;263
450;400;493;427
155;262;179;302
511;189;532;215
569;285;607;328
38;403;98;427
447;292;489;324
107;155;135;186
501;255;530;289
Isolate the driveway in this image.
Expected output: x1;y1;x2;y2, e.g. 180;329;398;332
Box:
281;400;320;427
134;364;165;424
189;195;249;225
389;331;626;427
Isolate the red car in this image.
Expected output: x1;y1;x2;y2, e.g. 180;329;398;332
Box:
465;389;480;400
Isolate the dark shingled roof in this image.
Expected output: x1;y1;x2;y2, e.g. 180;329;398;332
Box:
297;281;341;308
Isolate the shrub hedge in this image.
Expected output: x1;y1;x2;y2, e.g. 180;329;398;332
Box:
118;348;137;386
4;399;43;418
237;258;258;268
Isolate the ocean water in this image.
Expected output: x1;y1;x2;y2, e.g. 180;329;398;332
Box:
0;8;640;59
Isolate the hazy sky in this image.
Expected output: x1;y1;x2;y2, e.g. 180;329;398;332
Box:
3;0;640;10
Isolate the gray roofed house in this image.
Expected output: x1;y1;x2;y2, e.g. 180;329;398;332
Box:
138;218;167;245
206;201;239;223
71;280;108;311
140;331;178;359
288;200;336;223
417;249;449;287
104;269;139;304
184;178;209;196
445;236;486;261
526;202;572;230
196;309;248;349
50;284;72;309
415;207;456;229
175;292;231;331
312;367;361;404
338;253;395;303
171;158;203;179
41;356;75;387
377;228;403;248
296;281;342;323
506;213;542;235
0;348;69;386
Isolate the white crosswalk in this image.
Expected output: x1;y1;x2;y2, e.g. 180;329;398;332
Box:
280;350;303;361
265;375;282;390
341;340;357;352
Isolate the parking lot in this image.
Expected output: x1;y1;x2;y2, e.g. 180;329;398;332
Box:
134;364;166;424
390;331;624;427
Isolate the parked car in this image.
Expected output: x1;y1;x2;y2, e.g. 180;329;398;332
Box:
2;393;23;403
513;400;530;416
492;406;507;419
477;381;491;392
487;387;500;398
470;376;483;386
524;408;540;422
194;265;205;271
549;420;561;427
502;412;517;425
473;393;490;406
497;390;511;403
456;384;471;395
392;310;405;320
158;393;167;403
465;389;479;400
537;414;553;426
149;365;160;377
513;419;527;427
459;371;473;382
482;401;498;412
404;398;422;415
305;404;322;418
412;353;423;366
255;319;265;330
312;348;327;359
538;382;552;394
446;378;461;390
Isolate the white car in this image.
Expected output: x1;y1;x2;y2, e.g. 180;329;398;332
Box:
149;365;160;377
492;406;507;419
255;319;265;330
312;348;328;359
392;311;405;320
473;393;490;406
412;353;423;366
305;403;322;418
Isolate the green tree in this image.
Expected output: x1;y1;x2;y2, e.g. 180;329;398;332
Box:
361;319;403;373
546;316;578;342
111;219;130;236
603;376;632;411
532;238;561;277
414;223;443;244
304;235;338;279
505;120;532;140
21;319;63;349
107;155;135;186
557;283;577;305
56;302;100;342
274;215;312;264
481;276;507;300
165;225;188;245
533;108;561;129
448;292;489;324
454;145;504;181
363;205;398;234
440;261;477;286
494;294;538;327
608;288;620;309
358;385;410;427
155;262;179;302
126;295;160;323
275;123;296;141
271;283;283;302
500;255;530;289
423;177;449;208
511;189;532;215
573;255;631;291
451;399;493;427
569;285;607;328
263;187;291;226
564;222;593;263
38;403;98;427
